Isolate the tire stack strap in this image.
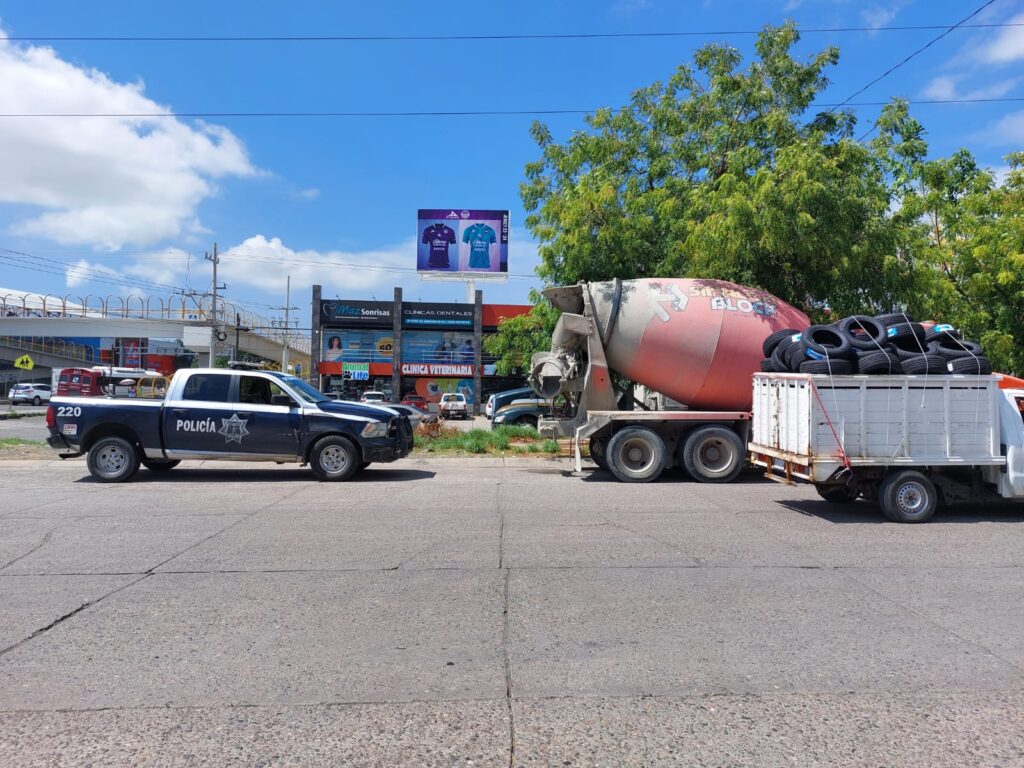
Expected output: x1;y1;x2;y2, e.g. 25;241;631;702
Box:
808;378;853;473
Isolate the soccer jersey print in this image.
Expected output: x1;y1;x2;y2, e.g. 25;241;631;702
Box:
422;223;457;268
463;223;497;269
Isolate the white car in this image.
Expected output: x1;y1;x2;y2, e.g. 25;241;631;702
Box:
9;383;52;405
439;392;469;419
359;391;387;404
485;394;496;419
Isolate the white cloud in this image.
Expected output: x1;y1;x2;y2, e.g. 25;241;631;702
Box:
921;74;1020;101
981;12;1024;63
0;33;256;249
990;110;1024;143
293;188;321;201
862;5;898;31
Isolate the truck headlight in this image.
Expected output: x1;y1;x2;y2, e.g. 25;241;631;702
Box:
361;421;389;438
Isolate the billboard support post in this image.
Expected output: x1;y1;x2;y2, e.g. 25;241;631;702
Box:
311;284;322;386
473;289;482;416
391;287;402;401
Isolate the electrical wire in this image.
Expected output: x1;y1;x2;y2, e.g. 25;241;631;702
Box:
1;96;1023;118
3;22;1021;42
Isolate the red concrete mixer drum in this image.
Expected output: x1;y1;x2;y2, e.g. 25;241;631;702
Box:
597;278;809;411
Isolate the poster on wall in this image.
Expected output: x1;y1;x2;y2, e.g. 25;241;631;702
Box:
403;330;476;364
322;330;394;363
417;209;509;274
412;377;475;405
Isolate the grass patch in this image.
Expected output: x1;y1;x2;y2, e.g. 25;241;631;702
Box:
0;438;45;447
414;425;558;456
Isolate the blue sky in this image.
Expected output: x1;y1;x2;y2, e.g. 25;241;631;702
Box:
0;0;1021;321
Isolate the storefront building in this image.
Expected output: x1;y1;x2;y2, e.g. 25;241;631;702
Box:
311;286;531;412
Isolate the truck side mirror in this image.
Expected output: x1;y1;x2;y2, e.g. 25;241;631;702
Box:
272;394;297;408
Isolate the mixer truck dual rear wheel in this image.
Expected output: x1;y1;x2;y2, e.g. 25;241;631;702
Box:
605;427;666;483
588;436;609;470
680;427;744;484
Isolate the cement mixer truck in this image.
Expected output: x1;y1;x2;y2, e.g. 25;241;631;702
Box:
530;278;810;483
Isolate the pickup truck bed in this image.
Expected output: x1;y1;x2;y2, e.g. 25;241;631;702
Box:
48;368;413;482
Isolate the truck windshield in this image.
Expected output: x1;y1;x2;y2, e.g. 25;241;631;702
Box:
278;375;329;404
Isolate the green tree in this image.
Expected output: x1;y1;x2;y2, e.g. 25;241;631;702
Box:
904;152;1024;375
483;290;559;375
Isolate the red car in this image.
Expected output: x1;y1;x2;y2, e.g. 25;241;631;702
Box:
401;394;427;408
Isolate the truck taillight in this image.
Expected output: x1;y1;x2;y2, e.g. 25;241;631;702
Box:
45;405;55;429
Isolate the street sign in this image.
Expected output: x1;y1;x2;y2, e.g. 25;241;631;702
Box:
13;354;34;371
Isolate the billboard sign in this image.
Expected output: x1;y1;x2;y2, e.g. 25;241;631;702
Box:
402;303;473;328
320;300;393;325
417;209;509;273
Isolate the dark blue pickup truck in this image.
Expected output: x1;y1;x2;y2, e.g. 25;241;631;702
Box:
47;368;413;483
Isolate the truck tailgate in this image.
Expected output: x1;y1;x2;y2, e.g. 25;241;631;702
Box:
749;373;1005;482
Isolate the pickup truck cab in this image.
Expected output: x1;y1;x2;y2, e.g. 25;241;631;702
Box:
47;368;412;483
439;392;469;420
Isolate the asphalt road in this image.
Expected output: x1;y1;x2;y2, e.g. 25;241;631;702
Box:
1;457;1022;767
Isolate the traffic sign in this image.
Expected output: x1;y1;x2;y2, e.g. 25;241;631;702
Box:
13;354;34;371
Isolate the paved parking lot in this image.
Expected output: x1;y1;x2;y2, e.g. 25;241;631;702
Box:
1;456;1023;767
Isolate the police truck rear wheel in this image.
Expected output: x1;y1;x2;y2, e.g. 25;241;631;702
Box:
311;436;360;482
87;436;141;483
606;427;666;483
682;426;744;483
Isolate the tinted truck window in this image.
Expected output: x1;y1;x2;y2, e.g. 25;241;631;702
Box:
181;373;232;402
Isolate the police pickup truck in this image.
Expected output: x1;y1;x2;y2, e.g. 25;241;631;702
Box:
46;368;413;483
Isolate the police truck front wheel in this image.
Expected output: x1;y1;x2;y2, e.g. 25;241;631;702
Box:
87;436;141;483
310;436;360;482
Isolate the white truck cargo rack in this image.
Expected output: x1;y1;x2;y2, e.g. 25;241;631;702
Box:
749;373;1004;484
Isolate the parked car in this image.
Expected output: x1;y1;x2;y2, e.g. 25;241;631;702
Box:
487;387;534;422
382;402;429;429
439;392;469;420
400;394;427;409
360;391;387;404
491;399;550;429
485;394;496;418
9;383;52;405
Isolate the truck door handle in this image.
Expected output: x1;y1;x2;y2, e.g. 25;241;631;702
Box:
172;409;188;415
235;412;253;418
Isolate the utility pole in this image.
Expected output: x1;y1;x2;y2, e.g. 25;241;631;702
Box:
271;275;298;373
205;244;226;366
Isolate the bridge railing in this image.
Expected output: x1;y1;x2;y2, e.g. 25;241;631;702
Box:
0;292;309;358
0;335;97;364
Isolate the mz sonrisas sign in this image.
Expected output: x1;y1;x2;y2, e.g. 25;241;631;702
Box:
320;300;393;325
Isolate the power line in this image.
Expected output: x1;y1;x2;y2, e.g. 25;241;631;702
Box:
1;96;1022;119
831;0;1000;114
3;22;1021;42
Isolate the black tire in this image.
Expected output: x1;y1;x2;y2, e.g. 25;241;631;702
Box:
947;356;992;375
589;436;609;470
799;358;854;375
310;435;360;482
885;322;927;351
858;350;903;375
759;358;775;372
879;470;938;523
925;323;960;342
762;328;800;357
928;338;984;360
87;436;141;483
32;396;42;406
141;459;180;472
681;426;744;484
770;343;790;373
801;324;855;361
838;315;887;352
606;426;666;483
816;484;859;503
875;312;915;327
902;354;948;375
785;342;807;371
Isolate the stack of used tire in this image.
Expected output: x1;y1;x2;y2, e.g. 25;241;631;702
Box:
760;314;992;376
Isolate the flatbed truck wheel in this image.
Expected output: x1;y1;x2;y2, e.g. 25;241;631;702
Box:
681;426;744;483
815;483;859;503
141;459;180;472
879;470;938;523
87;436;141;483
606;426;666;483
